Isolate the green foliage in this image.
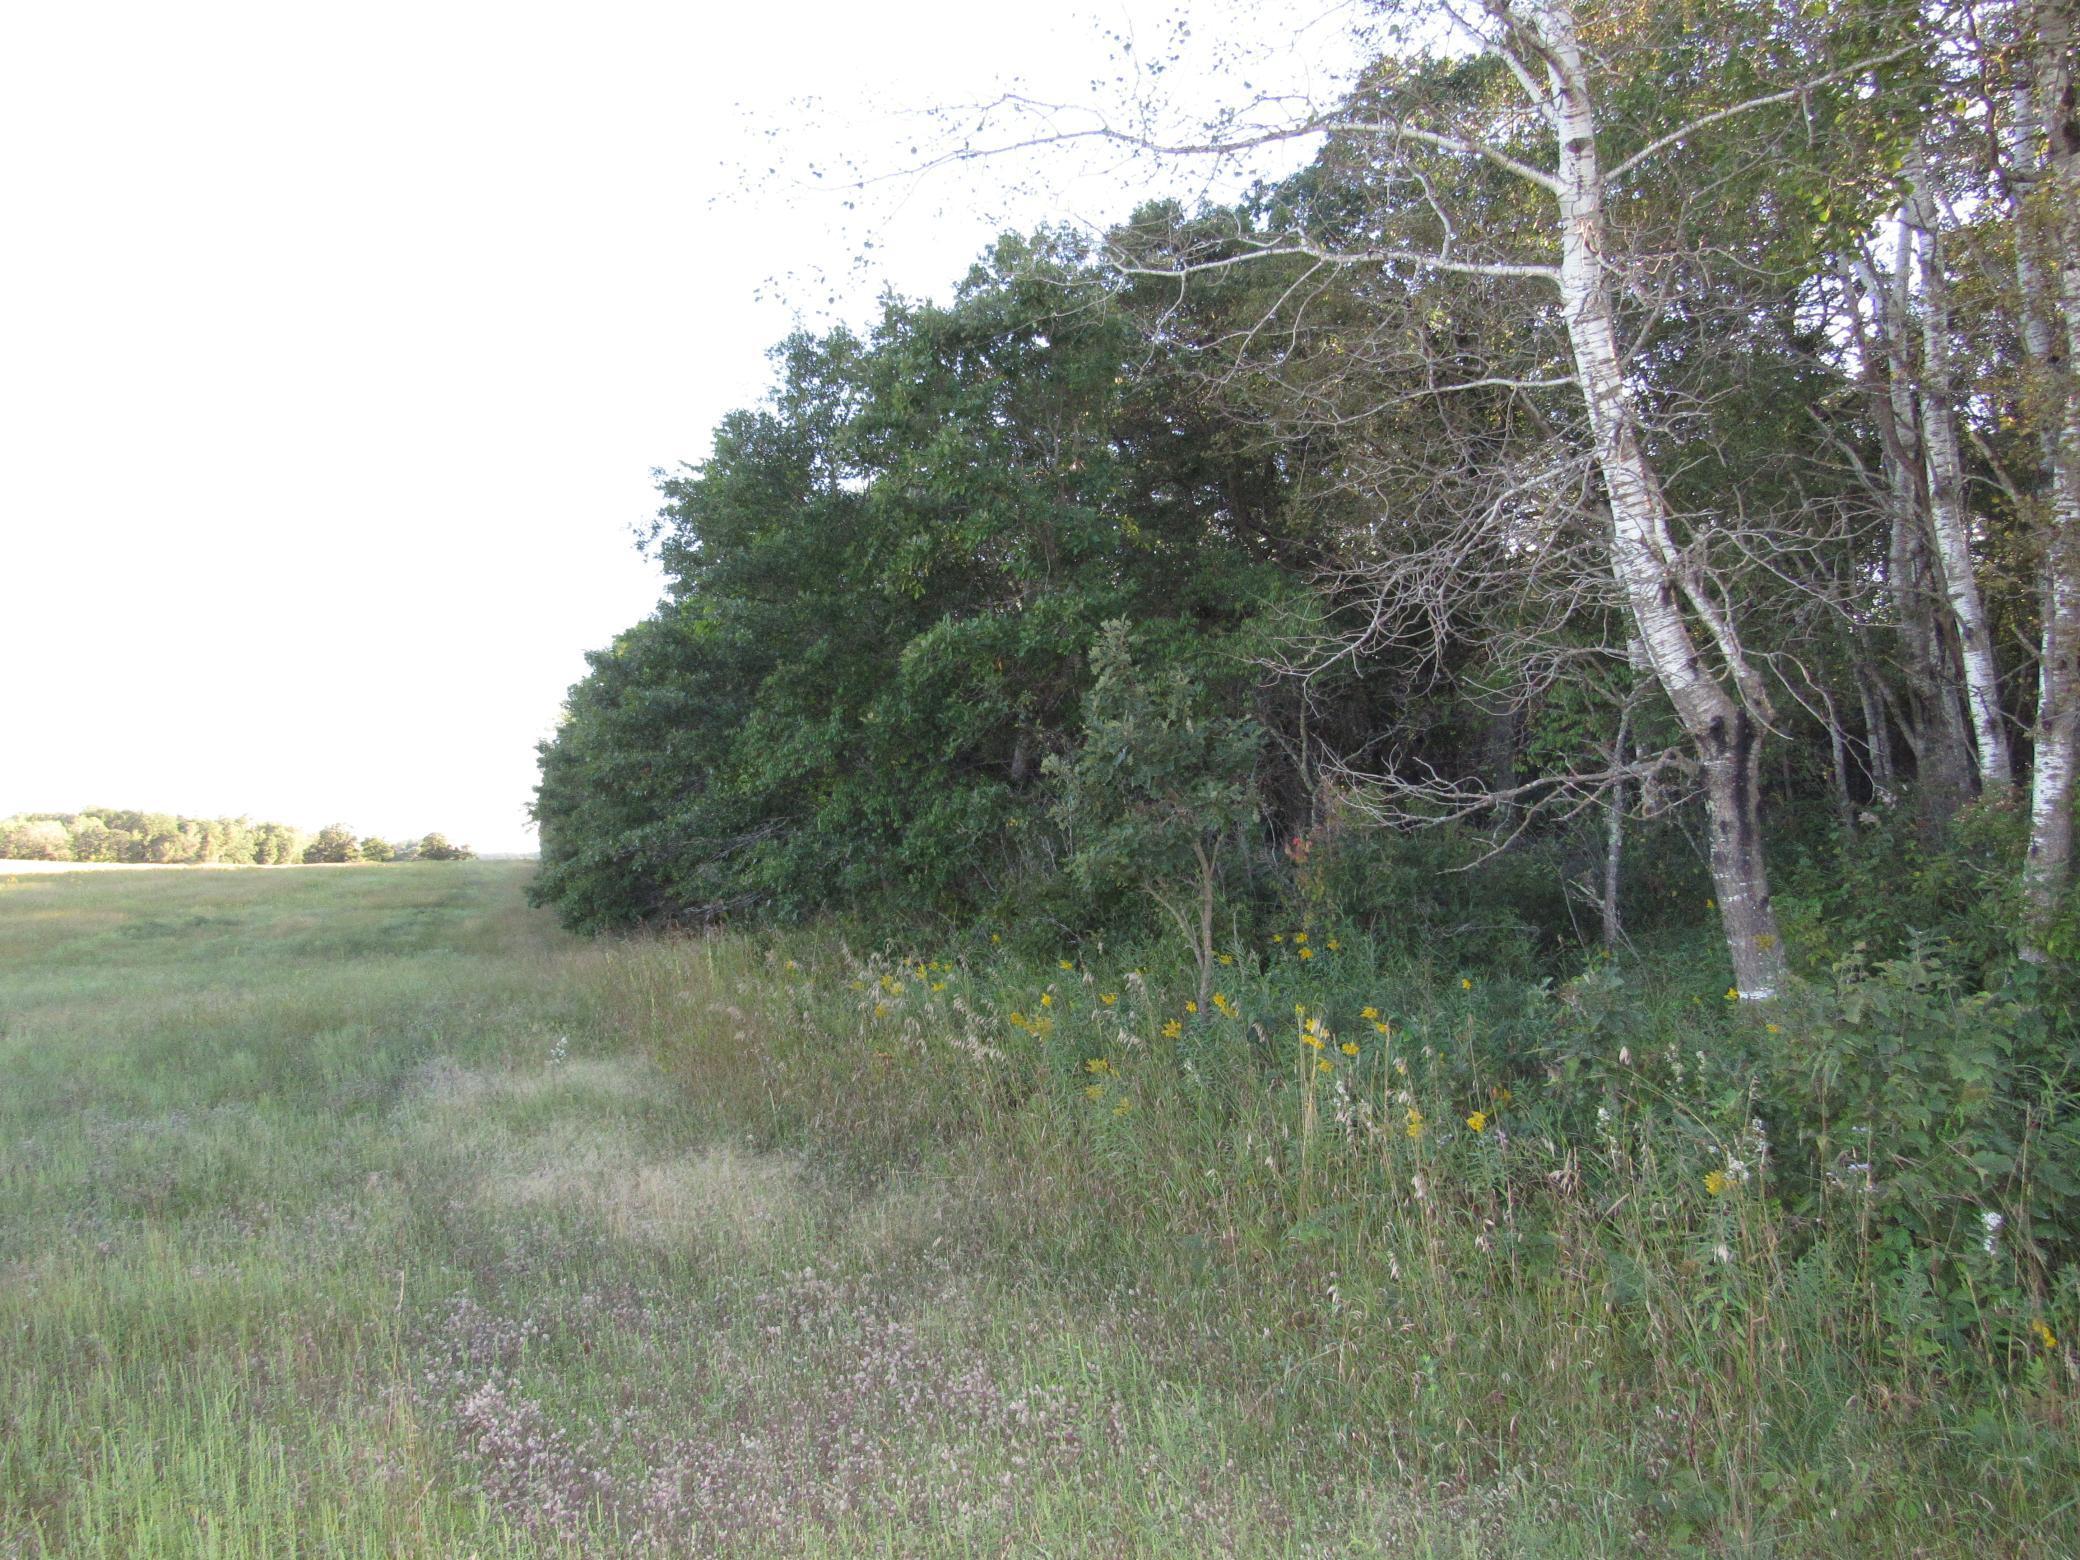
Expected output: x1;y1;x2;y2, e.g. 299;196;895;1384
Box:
415;833;475;861
301;824;362;864
533;236;1300;932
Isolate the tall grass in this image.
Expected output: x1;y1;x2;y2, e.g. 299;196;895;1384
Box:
3;866;2074;1554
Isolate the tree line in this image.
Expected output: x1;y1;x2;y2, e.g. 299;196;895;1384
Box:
0;812;476;866
532;0;2079;996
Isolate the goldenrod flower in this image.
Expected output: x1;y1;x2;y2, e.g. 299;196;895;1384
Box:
1725;987;1738;1002
1293;932;1308;945
1466;1110;1488;1133
1100;992;1117;1006
990;932;1002;945
1271;933;1285;944
1114;1100;1133;1116
1084;1084;1105;1100
1490;1085;1512;1106
1218;953;1235;966
1302;1033;1325;1051
1161;1019;1182;1039
1405;1108;1426;1140
930;981;947;992
1316;1058;1333;1074
1040;993;1053;1008
1085;1058;1111;1074
874;1003;890;1018
1060;959;1075;971
1361;1006;1379;1020
1340;1041;1360;1057
1327;939;1341;951
1704;1170;1729;1196
1765;1022;1781;1035
1299;947;1315;961
2033;1318;2058;1351
1185;1000;1198;1014
1461;978;1472;991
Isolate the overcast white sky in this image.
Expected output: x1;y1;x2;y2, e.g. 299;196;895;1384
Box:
2;1;1355;854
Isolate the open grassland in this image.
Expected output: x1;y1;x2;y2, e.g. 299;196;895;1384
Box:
2;866;2075;1555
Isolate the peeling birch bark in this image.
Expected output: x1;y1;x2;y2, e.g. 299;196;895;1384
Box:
2009;11;2080;940
1516;0;1787;999
1906;153;2013;795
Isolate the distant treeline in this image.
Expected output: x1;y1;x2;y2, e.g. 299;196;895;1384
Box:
0;812;476;866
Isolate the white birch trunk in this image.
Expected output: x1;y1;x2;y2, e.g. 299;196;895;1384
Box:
1846;253;1975;815
2009;14;2080;936
1906;155;2014;795
1519;0;1787;998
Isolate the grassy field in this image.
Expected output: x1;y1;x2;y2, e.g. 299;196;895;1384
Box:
2;865;2074;1556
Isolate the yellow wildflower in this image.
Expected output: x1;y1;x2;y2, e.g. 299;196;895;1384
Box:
1293;932;1308;945
1704;1170;1729;1197
1084;1084;1105;1100
991;932;1002;945
1726;987;1738;1002
1060;959;1075;971
1466;1110;1488;1133
1405;1108;1426;1140
1100;992;1117;1006
1316;1058;1333;1074
1299;947;1315;961
1161;1019;1182;1039
874;1003;890;1018
2033;1318;2058;1351
1218;953;1235;966
1373;1021;1389;1035
1327;939;1341;951
1085;1058;1112;1074
1040;993;1054;1008
930;981;947;993
1361;1006;1379;1020
784;959;799;971
1114;1099;1133;1116
1765;1022;1781;1035
1491;1085;1513;1106
1340;1041;1360;1057
1302;1033;1325;1051
1461;978;1472;991
1185;1000;1199;1014
1271;933;1284;943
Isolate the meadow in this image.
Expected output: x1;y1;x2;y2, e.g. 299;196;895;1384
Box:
2;863;2074;1555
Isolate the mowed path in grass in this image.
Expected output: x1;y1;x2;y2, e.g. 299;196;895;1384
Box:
0;865;1317;1557
0;863;644;1553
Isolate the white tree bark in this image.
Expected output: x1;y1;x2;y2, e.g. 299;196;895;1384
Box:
2008;7;2080;937
1906;153;2014;796
1517;0;1788;998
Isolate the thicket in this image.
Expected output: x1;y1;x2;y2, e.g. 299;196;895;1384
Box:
0;812;477;866
535;1;2080;1385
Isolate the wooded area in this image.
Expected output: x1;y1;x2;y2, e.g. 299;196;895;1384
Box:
536;0;2080;982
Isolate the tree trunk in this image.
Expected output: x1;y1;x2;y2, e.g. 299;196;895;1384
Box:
1906;153;2013;795
1525;0;1788;998
1847;253;1975;818
1856;658;1897;795
2010;11;2080;939
1603;708;1627;949
1818;683;1858;834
